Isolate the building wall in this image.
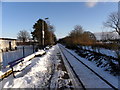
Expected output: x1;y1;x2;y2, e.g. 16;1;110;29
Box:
0;52;2;64
0;39;17;51
0;39;17;64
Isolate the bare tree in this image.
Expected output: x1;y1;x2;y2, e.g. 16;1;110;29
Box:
101;32;107;41
104;12;120;36
69;25;84;36
17;30;30;42
48;24;56;45
84;31;96;41
101;31;114;41
74;25;84;34
106;32;114;40
104;12;120;67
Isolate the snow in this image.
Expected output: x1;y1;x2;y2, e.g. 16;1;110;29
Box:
77;45;119;76
0;49;45;76
0;44;118;89
1;45;72;89
2;52;52;88
99;48;117;58
60;44;118;88
82;45;117;58
0;71;3;75
59;45;112;88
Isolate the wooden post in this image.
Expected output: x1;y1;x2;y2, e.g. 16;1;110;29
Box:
23;46;25;58
12;68;16;78
33;44;34;53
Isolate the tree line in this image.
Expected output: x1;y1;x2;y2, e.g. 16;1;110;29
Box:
17;19;57;48
58;11;120;51
58;25;96;46
17;11;119;50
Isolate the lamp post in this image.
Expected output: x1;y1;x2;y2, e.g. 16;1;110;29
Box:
42;18;49;49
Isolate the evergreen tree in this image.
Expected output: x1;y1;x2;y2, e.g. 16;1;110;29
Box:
31;19;56;48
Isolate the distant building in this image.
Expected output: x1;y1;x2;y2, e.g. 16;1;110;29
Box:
0;38;17;52
94;32;120;40
0;38;17;63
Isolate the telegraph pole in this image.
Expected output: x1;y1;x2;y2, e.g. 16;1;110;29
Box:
42;20;44;49
42;18;49;49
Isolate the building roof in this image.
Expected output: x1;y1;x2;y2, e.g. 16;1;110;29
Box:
0;38;17;40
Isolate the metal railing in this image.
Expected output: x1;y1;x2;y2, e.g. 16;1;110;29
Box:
2;45;35;67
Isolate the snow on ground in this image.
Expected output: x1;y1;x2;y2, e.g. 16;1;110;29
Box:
60;44;118;88
82;46;117;58
2;54;52;88
77;46;119;76
99;48;117;58
0;49;45;76
1;44;118;89
1;45;72;89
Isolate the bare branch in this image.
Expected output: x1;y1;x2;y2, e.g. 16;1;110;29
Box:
104;12;120;36
17;30;30;42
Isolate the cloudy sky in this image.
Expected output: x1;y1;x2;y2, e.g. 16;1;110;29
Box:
1;1;118;39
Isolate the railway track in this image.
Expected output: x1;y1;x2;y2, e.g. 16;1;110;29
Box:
58;44;118;90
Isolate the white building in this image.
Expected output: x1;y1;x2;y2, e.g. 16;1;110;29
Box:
94;32;120;40
0;38;17;51
0;38;17;63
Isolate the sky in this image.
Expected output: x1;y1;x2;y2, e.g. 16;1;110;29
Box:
1;2;118;39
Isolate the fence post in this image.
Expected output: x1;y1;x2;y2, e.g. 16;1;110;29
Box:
23;46;25;58
33;44;34;53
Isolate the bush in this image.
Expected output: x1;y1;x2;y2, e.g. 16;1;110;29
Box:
65;44;78;50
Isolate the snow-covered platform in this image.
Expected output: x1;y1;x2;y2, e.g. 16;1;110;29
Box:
0;45;73;89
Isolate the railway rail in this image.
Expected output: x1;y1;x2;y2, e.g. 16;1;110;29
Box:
58;44;118;90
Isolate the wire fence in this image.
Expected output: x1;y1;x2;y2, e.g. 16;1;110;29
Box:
2;45;35;67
